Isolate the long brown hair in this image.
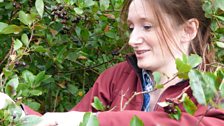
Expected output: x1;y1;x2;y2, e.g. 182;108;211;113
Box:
120;0;214;72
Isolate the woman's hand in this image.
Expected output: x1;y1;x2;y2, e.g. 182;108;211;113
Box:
36;111;86;126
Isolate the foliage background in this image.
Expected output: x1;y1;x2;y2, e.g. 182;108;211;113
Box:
0;0;223;117
0;0;127;113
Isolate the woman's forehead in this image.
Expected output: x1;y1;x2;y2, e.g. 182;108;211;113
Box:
127;0;154;21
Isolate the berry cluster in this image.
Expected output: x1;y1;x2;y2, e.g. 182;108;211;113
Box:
51;5;69;24
163;98;179;114
13;1;21;9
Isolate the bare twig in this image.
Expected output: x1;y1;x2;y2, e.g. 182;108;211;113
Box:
195;106;212;126
121;90;155;111
53;90;60;112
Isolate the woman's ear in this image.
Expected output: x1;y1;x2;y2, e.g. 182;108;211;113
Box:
180;18;199;43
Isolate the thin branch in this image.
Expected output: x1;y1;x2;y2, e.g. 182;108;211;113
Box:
195;106;212;126
121;90;155;111
53;90;60;112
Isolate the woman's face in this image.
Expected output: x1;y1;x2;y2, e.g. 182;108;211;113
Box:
127;0;184;73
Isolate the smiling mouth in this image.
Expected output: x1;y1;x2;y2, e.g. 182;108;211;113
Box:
135;50;150;55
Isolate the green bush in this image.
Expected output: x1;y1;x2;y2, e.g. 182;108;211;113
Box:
0;0;127;113
0;0;223;125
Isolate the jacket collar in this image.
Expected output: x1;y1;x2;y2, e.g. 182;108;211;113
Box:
126;54;144;84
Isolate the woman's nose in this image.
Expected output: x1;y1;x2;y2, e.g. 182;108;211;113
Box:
128;30;143;47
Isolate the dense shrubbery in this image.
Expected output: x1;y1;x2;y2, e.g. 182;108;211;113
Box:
0;0;223;125
0;0;127;113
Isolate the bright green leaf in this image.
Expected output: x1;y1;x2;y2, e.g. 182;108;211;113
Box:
84;0;95;7
35;0;44;18
31;45;48;52
202;72;218;100
3;68;13;78
130;115;144;126
219;79;224;97
181;93;197;115
91;97;106;111
216;42;224;48
169;106;182;120
1;25;22;34
29;90;42;96
214;15;224;21
155;84;164;89
0;22;8;32
214;0;224;11
21;34;29;47
33;71;45;87
176;58;191;79
188;70;207;105
14;39;23;51
5;76;19;96
188;54;202;68
22;70;35;85
74;7;84;15
100;0;110;11
152;72;161;84
18;11;33;26
79;112;99;126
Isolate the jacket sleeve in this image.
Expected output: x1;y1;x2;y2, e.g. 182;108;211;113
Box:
98;108;224;126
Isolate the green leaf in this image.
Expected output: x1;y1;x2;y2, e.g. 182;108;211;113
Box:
22;70;35;85
214;0;224;11
181;93;197;115
176;58;191;79
29;90;42;96
188;70;207;105
100;0;110;11
214;15;224;21
169;106;182;120
25;99;40;111
202;1;212;18
21;34;29;47
188;54;202;68
0;22;8;32
210;20;218;32
35;0;44;18
152;72;161;84
91;97;106;111
20;115;42;126
5;76;19;96
18;11;33;26
74;7;84;15
33;71;45;87
219;79;224;97
130;115;144;126
14;39;23;51
79;112;99;126
202;72;218;100
81;29;89;42
1;25;22;34
3;68;13;78
155;84;164;89
216;42;224;48
84;0;95;7
31;45;48;52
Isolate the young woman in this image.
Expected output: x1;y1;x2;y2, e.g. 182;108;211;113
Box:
20;0;224;125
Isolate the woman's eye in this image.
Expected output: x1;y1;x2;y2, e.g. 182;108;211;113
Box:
144;25;152;30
